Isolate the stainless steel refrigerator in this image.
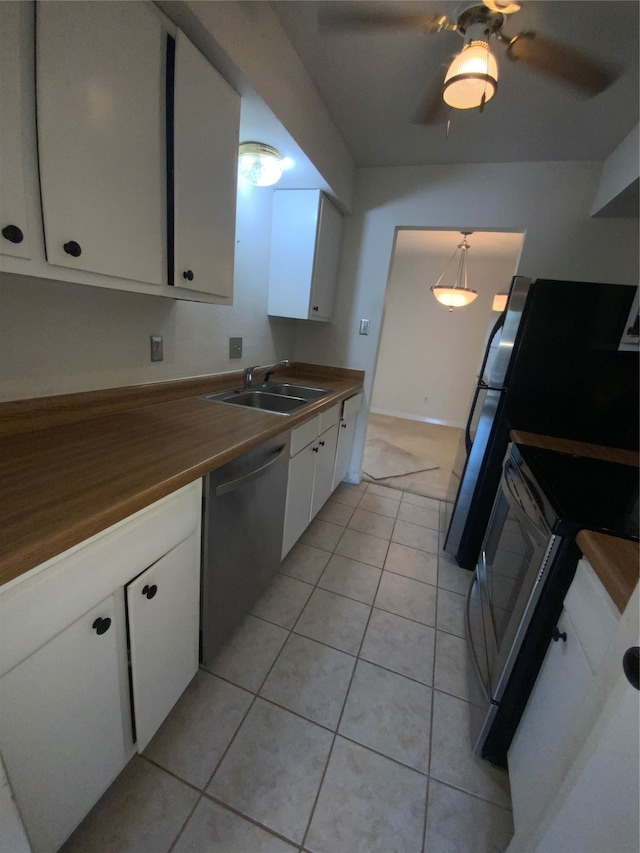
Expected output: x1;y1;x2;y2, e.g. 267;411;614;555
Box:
444;276;639;570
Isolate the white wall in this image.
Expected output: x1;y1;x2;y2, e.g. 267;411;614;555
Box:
294;159;640;479
0;183;296;401
370;247;521;428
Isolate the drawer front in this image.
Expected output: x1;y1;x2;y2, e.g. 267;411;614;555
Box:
319;402;341;433
290;414;321;456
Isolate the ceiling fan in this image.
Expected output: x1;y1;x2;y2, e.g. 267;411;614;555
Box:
318;1;621;124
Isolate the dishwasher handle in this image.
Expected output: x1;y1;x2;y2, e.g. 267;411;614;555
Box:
215;444;287;497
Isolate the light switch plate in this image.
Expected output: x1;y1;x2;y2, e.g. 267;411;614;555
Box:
359;319;370;335
229;337;243;358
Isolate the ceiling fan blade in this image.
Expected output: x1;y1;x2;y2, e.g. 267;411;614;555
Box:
317;9;453;35
505;31;621;96
412;71;450;125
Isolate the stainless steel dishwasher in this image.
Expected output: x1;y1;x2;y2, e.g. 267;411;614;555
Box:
201;433;290;665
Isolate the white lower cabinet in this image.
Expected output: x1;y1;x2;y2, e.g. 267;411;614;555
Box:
126;532;200;752
282;404;341;557
332;392;363;490
0;595;128;853
0;481;202;853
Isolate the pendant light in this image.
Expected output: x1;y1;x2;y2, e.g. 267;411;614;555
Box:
431;232;478;310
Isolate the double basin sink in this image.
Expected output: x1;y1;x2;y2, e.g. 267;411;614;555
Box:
200;383;330;415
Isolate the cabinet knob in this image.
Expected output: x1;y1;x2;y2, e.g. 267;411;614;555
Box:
623;647;639;690
2;224;24;244
341;422;347;429
552;627;567;643
312;306;319;313
312;446;319;453
142;584;158;600
183;270;194;281
319;440;325;447
92;617;111;635
63;240;82;257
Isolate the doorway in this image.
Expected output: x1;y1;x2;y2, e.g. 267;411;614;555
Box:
363;228;524;502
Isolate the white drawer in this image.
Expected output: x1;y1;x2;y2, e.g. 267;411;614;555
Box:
290;414;320;456
342;391;363;421
563;558;620;674
319;402;341;433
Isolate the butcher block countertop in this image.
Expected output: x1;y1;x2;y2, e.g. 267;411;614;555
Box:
511;429;639;613
0;363;364;587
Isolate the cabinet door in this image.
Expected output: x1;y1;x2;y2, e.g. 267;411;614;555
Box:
0;2;32;260
309;194;343;321
508;609;593;837
36;1;164;284
126;532;199;752
0;595;127;853
283;442;317;558
332;394;362;491
172;31;239;298
311;423;339;519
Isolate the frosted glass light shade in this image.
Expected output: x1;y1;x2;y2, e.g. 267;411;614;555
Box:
432;286;478;308
443;41;498;109
238;142;283;187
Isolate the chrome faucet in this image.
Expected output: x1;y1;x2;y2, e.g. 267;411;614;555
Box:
244;359;290;390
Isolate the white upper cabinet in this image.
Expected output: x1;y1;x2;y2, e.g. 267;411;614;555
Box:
171;31;239;299
268;189;344;321
36;1;165;285
0;2;32;260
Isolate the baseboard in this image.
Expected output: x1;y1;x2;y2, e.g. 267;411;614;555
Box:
369;407;465;430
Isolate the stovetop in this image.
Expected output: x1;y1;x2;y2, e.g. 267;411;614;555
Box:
513;443;639;542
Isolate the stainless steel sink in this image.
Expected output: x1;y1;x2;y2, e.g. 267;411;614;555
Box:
259;383;329;401
200;382;331;415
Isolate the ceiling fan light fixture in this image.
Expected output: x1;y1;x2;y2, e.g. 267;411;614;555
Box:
238;142;283;187
442;41;498;109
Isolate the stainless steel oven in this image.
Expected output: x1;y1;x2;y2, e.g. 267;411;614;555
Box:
467;441;639;767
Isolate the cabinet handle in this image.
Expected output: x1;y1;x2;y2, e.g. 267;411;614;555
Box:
319;440;325;447
92;617;111;635
552;627;567;642
183;270;194;281
142;584;158;600
312;306;319;313
312;446;319;453
341;422;347;429
2;224;24;244
623;647;639;690
63;240;82;257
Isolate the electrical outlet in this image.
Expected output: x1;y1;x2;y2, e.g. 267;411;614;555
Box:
150;335;163;362
229;337;243;359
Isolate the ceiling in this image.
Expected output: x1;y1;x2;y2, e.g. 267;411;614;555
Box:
395;228;524;258
270;0;639;168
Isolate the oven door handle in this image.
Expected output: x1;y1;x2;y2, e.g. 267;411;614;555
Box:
465;569;491;703
503;457;549;539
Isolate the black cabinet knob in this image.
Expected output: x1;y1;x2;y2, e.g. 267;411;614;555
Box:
92;617;111;635
623;647;639;690
142;584;158;600
312;446;319;453
312;306;319;313
552;627;567;643
319;440;325;447
183;270;194;281
341;422;347;429
63;240;82;257
2;224;24;244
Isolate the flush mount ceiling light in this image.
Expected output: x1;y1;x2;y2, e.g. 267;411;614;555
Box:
431;232;478;310
238;142;283;187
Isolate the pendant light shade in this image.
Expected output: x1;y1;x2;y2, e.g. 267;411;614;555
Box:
431;233;478;310
443;41;498;110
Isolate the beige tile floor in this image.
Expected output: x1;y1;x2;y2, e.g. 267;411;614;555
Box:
62;481;513;853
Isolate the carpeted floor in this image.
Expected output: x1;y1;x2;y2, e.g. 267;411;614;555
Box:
363;414;463;502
